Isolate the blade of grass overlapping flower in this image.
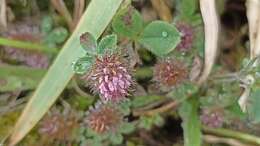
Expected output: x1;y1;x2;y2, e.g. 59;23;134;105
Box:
8;0;122;145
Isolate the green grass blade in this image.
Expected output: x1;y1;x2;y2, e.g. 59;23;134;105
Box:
8;0;122;145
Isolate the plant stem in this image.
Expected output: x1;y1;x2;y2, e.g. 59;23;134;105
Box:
0;37;59;54
202;126;260;145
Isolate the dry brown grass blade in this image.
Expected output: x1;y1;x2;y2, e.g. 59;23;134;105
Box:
51;0;73;31
198;0;220;84
0;0;7;30
73;0;85;28
246;0;260;59
150;0;172;22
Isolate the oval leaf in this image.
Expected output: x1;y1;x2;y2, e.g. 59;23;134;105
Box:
97;34;117;54
138;21;181;56
80;32;97;54
73;55;94;74
112;7;143;39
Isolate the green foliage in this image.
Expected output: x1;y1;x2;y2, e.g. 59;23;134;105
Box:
138;114;164;130
73;55;94;74
248;86;260;123
176;0;199;21
131;95;163;108
138;21;181;56
80;32;98;55
179;97;201;146
169;82;198;102
119;122;136;134
73;33;119;75
41;16;53;34
112;7;144;39
97;34;117;54
41;16;69;48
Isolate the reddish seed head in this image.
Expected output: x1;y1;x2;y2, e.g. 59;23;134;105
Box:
84;102;123;134
154;59;188;87
39;110;78;141
176;22;193;52
84;53;133;102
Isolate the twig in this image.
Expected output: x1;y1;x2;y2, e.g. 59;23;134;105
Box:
150;0;172;22
204;135;255;146
198;0;220;84
202;126;260;145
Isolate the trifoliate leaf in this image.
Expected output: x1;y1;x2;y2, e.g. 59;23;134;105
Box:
138;21;181;56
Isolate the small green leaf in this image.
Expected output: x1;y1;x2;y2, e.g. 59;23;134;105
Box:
138;21;181;56
110;133;123;145
153;114;164;127
80;32;98;54
41;16;53;34
118;100;131;115
73;55;94;74
131;95;163;108
97;34;117;54
179;97;201;146
44;27;68;47
176;0;199;20
138;116;153;130
112;7;144;39
119;122;135;134
169;82;198;102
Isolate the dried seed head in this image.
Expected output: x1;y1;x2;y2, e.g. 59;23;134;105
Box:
154;58;188;87
200;109;224;128
84;102;123;134
176;22;193;52
39;110;79;141
84;53;133;102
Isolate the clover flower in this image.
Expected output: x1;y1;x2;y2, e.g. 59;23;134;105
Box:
84;53;133;102
176;22;193;52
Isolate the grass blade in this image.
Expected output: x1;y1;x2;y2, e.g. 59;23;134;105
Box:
8;0;122;145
